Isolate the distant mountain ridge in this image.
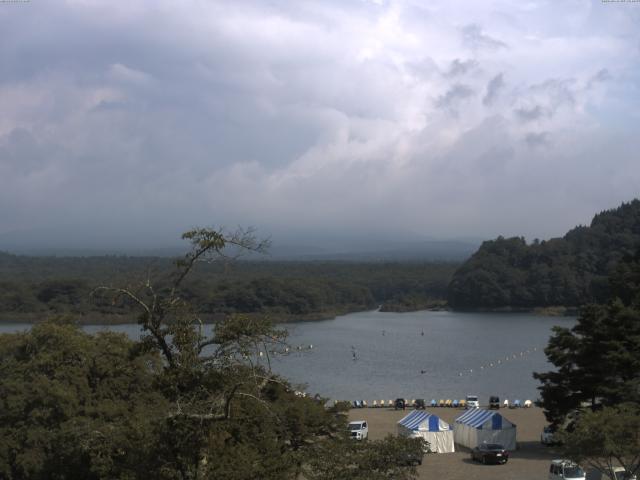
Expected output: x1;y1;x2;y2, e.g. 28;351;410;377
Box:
266;240;479;262
448;199;640;309
0;236;479;262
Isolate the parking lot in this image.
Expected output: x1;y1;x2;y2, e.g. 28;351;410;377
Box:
348;406;567;480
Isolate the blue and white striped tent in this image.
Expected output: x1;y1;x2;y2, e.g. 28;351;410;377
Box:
397;411;455;453
453;409;516;450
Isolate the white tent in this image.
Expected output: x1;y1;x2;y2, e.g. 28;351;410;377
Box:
454;409;516;450
397;410;455;453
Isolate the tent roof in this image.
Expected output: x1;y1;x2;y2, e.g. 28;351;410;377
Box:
455;409;514;429
398;411;451;431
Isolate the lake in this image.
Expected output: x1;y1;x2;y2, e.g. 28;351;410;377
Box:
0;309;573;404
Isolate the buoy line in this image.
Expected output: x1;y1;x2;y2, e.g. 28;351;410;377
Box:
452;346;540;378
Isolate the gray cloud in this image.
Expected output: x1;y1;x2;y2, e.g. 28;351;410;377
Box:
524;132;551;149
515;105;546;122
0;129;49;174
483;73;505;106
513;77;578;123
532;78;576;108
588;68;611;88
0;0;638;247
446;59;478;77
462;24;508;50
435;84;475;110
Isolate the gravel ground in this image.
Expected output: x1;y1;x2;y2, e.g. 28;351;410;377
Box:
348;406;569;480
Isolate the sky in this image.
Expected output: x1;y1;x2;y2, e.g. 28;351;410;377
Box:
1;0;639;250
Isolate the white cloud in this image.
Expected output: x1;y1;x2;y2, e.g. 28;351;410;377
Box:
0;0;638;245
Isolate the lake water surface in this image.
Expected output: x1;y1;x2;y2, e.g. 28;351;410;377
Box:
0;309;573;403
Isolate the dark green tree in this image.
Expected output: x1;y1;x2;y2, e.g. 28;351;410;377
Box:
0;318;167;480
534;250;640;427
561;404;640;479
534;302;640;427
449;199;640;309
0;227;420;480
304;435;425;480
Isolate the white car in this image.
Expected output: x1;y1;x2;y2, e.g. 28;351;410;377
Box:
612;467;638;480
593;467;638;480
466;395;480;409
549;459;585;480
348;420;368;440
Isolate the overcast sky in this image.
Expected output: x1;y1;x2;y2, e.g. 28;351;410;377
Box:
1;0;639;249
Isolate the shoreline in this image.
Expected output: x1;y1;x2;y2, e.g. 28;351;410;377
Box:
450;305;579;316
0;303;577;325
0;306;373;326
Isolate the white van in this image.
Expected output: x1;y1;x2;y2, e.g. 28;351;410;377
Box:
549;459;586;480
466;395;479;409
348;420;368;440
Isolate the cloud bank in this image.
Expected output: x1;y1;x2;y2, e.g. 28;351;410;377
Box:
0;0;639;247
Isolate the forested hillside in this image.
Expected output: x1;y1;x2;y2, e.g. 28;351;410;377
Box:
448;199;640;309
0;254;456;323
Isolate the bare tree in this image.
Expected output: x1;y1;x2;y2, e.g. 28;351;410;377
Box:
92;227;286;423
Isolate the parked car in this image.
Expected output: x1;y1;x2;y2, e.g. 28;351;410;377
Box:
394;398;406;410
398;449;424;466
612;467;637;480
541;426;560;445
489;396;500;409
466;395;480;409
414;398;426;409
549;459;585;480
593;467;639;480
470;443;509;464
348;420;368;440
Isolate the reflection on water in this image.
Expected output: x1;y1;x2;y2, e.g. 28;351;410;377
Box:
0;310;573;402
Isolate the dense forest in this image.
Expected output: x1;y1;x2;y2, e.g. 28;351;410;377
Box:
0;253;457;323
5;199;640;321
0;228;425;480
448;199;640;309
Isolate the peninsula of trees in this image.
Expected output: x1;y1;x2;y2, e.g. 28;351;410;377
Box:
0;253;456;324
448;199;640;310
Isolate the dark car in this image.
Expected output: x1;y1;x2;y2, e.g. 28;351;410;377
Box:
414;398;426;410
397;440;426;466
399;449;424;466
394;398;406;410
470;443;509;465
489;396;500;409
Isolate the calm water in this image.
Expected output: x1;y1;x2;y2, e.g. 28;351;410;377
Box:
0;310;573;403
